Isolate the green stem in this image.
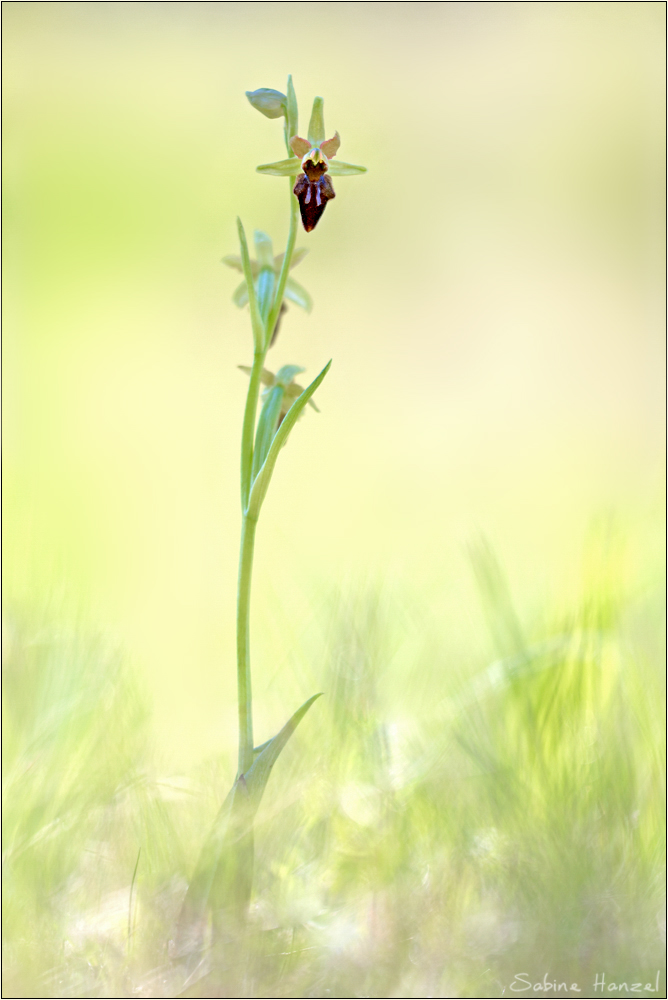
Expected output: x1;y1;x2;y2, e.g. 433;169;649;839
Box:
236;512;257;775
236;175;299;777
240;351;265;510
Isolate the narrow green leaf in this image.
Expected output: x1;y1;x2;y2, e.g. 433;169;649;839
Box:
284;277;313;312
256;158;302;177
251;384;284;482
176;693;322;952
237;218;264;350
244;693;323;809
283;381;320;412
175;776;253;954
308;96;326;146
247;361;331;520
327;160;367;176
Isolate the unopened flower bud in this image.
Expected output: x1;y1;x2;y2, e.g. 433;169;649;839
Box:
245;88;287;119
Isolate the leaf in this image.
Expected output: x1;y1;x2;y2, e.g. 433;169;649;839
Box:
247;361;331;521
175;776;254;955
253;738;272;757
328;160;367;176
243;693;323;812
175;693;322;954
251;384;284;482
308;96;326;146
284;277;313;312
256;158;302;177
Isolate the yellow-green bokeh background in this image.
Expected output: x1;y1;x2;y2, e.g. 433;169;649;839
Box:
3;2;664;770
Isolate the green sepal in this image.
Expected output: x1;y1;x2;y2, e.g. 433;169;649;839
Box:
257;159;366;178
233;276;310;313
284;277;313;312
247;361;331;521
275;246;308;271
286;75;299;153
328;160;367;176
308;97;326;146
246;88;286;119
237;218;264;351
238;365;276;388
232;281;249;308
256;158;302;177
221;254;248;274
256;268;276;325
275;363;306;386
252;384;284;481
253;230;274;269
224;248;307;274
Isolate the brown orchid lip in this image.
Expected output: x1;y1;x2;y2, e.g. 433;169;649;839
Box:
294;172;336;232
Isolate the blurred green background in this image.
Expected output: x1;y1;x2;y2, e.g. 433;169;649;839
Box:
3;3;665;997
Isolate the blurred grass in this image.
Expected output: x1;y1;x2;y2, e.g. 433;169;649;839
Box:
2;2;665;997
3;531;665;997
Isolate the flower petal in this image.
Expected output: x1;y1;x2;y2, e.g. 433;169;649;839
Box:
290;136;311;158
320;133;340;159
